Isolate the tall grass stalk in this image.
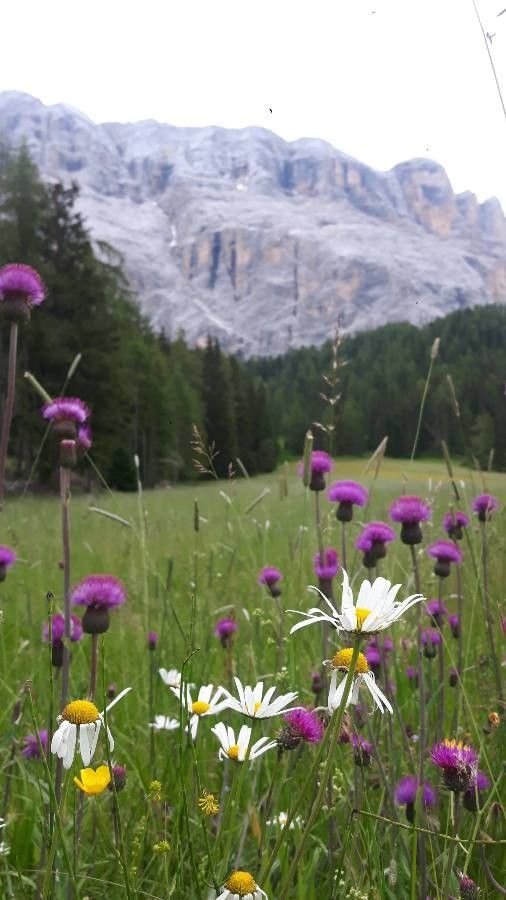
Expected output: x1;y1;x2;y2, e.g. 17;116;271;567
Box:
0;321;18;509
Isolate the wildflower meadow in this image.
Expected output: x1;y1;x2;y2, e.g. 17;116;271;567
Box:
0;263;505;900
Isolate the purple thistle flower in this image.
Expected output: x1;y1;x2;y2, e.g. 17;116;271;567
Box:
427;540;462;563
448;614;460;638
313;547;339;580
406;665;418;686
472;493;499;522
0;545;16;581
431;739;478;792
328;480;368;506
355;521;396;567
148;630;158;651
459;875;479;900
311;670;323;694
21;729;48;759
463;769;491;812
425;599;448;627
214;617;238;648
395;775;418;806
71;574;126;635
443;510;469;540
351;733;373;767
42;613;83;643
328;480;368;523
365;644;381;671
395;775;436;808
77;424;92;451
71;574;126;609
109;764;127;792
0;546;16;568
390;495;431;545
283;708;324;744
258;566;283;597
422;627;442;658
427;540;462;577
368;635;393;652
0;263;46;307
309;451;333;474
42;397;90;425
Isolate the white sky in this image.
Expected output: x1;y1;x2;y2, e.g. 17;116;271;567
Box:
1;0;506;206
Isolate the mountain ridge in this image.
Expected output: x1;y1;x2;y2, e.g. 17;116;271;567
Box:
0;90;505;355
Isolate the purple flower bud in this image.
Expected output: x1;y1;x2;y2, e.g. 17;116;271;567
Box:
214;617;238;648
257;566;283;597
443;510;469;540
472;493;499;523
148;631;158;651
427;540;463;577
390;495;431;544
421;628;442;658
406;665;419;686
0;263;46;319
21;730;48;759
459;874;479;899
313;547;339;580
328;480;368;521
431;739;478;792
109;765;127;792
71;574;126;634
0;545;16;582
351;733;373;767
425;599;448;628
448;614;460;638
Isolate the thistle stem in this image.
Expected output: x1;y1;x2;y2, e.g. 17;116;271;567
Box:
410;544;427;900
0;321;18;509
480;521;503;701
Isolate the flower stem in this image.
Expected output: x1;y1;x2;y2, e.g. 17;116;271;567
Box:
88;633;99;701
410;544;427;900
279;642;361;895
100;637;134;900
480;521;503;701
0;321;18;510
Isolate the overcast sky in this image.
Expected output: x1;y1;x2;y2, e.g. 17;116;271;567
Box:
1;0;506;206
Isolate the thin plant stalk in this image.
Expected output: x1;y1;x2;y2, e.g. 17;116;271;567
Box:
0;321;18;509
341;521;347;572
437;578;445;739
100;637;134;900
26;688;80;900
279;642;361;894
60;464;72;707
410;544;427;900
88;633;99;701
480;521;503;701
410;339;438;462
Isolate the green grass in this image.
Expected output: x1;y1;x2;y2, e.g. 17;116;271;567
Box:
1;457;505;898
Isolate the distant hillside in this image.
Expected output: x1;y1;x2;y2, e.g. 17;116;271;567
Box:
0;91;505;356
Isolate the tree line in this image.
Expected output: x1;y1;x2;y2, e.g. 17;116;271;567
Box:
247;305;506;470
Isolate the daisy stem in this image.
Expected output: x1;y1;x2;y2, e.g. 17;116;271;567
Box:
26;688;80;900
100;638;134;900
278;642;361;896
217;721;256;879
0;320;18;510
188;731;220;892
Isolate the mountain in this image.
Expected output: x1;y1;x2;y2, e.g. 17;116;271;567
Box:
0;90;505;356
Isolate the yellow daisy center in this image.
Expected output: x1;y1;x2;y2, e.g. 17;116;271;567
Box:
191;700;211;715
61;700;100;725
355;607;371;630
253;701;262;714
331;648;369;674
227;745;240;760
224;871;257;895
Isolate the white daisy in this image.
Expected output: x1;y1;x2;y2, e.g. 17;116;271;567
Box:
159;668;183;688
217;870;268;899
51;688;131;769
149;715;180;731
219;677;298;720
170;683;230;740
289;570;423;636
326;648;393;715
211;722;277;762
266;811;303;829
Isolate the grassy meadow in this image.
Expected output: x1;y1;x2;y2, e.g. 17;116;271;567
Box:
1;456;505;899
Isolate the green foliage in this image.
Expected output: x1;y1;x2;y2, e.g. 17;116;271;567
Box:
108;447;138;491
249;307;506;470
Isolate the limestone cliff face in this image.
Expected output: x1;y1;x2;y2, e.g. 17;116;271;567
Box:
0;90;505;355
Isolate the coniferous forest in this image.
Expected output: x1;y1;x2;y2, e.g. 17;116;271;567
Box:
1;142;506;487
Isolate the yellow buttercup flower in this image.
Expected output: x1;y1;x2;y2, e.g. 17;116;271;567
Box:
74;765;111;796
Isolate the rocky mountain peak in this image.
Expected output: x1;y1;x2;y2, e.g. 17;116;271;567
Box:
0;90;505;355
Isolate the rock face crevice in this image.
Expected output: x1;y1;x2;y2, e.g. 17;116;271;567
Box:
0;90;505;355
